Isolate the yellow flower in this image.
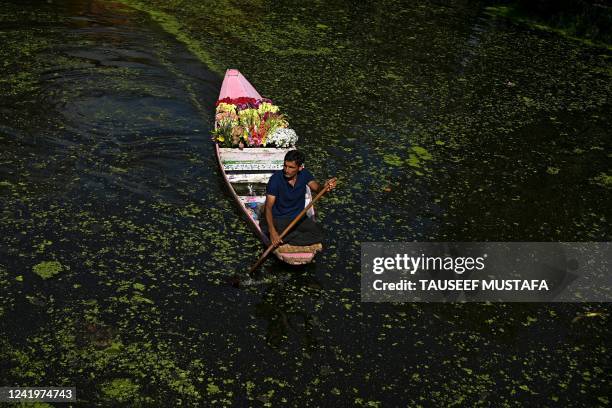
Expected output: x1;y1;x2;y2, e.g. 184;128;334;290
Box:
216;103;236;114
238;108;260;127
257;102;279;114
238;108;258;118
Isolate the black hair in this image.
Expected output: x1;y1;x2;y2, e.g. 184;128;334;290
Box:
284;150;305;166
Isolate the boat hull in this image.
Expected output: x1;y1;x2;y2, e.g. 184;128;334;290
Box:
214;70;321;266
215;145;319;265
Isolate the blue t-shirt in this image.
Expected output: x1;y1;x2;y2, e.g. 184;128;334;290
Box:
266;168;314;218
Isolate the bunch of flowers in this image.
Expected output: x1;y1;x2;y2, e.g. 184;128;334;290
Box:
266;128;298;148
216;97;273;111
212;96;292;147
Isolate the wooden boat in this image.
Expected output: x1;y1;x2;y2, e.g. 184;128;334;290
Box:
214;69;322;265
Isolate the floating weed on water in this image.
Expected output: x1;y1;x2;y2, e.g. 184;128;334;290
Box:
114;0;222;74
132;282;146;291
411;146;432;160
383;154;402;167
35;239;52;253
591;172;611;188
572;311;607;323
32;260;64;279
354;398;382;407
485;5;612;51
101;378;139;403
206;382;220;395
406;145;433;170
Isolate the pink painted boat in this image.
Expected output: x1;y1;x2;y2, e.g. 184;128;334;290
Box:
214;69;321;265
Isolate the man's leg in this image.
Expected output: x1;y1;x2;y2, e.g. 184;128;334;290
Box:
262;216;324;246
260;215;270;237
260;216;291;242
280;217;323;246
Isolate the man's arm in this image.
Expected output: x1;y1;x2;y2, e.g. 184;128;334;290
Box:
307;180;322;193
308;177;337;194
265;194;282;246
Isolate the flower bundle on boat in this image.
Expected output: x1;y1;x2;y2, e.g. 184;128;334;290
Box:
213;96;298;148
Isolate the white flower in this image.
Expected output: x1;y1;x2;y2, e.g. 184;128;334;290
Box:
266;128;298;148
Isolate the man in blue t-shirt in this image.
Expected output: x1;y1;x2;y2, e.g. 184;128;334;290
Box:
262;150;336;247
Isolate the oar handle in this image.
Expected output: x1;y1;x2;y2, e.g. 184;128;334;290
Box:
248;185;330;275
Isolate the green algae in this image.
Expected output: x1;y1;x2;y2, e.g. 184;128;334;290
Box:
383;154;402;167
114;0;222;74
32;261;64;279
206;382;221;395
0;0;610;406
485;5;612;51
592;172;612;188
406;145;432;169
133;282;146;291
101;378;140;402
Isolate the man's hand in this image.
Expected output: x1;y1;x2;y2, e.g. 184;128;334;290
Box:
270;229;283;247
324;177;337;192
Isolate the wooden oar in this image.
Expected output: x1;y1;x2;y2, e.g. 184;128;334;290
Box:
248;184;331;275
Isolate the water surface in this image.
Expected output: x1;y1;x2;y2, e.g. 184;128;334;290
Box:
1;0;610;405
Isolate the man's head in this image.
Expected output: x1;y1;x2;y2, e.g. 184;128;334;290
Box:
283;150;305;179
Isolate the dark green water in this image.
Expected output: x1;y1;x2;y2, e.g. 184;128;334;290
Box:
1;0;610;406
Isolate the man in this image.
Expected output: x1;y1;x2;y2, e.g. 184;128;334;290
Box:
261;150;336;247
